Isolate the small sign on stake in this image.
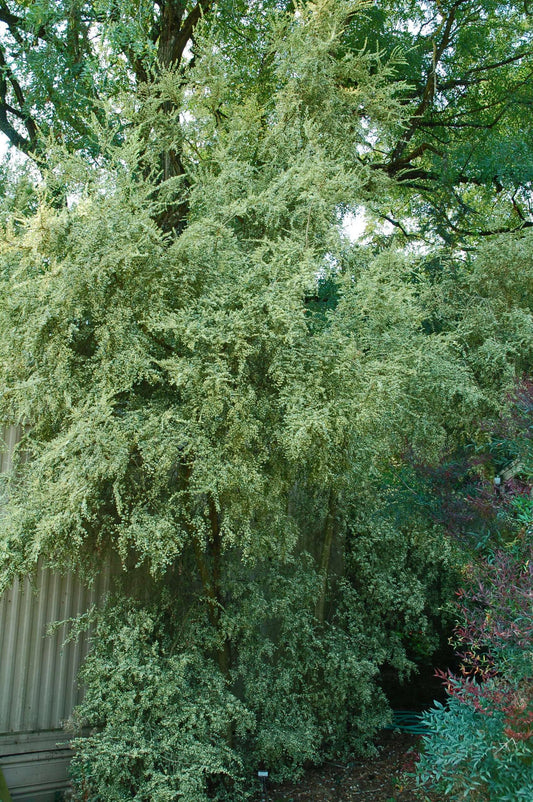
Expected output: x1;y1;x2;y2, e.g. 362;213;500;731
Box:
257;770;269;801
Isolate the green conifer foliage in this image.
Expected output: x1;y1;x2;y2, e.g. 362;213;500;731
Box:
0;0;404;582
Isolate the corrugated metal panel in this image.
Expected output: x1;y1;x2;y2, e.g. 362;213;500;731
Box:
0;424;114;736
0;425;23;474
0;731;72;801
0;561;113;735
0;425;123;799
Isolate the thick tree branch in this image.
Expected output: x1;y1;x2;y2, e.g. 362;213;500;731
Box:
0;3;21;29
387;141;443;172
174;0;212;61
151;2;215;232
437;48;533;90
381;214;412;238
315;490;336;624
389;1;464;166
0;2;65;50
0;44;37;153
441;213;533;238
157;0;212;68
124;45;150;85
404;47;531;97
511;190;527;222
370;158;438;184
0;108;31;152
384;52;533;183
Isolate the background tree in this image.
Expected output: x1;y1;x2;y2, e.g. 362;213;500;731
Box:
353;0;533;241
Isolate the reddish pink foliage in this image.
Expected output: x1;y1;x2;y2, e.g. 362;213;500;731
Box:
437;547;533;744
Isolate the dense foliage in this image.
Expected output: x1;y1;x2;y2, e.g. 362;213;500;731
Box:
1;0;532;241
417;384;533;800
0;1;531;799
418;546;533;801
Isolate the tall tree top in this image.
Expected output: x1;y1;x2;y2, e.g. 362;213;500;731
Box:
0;0;531;239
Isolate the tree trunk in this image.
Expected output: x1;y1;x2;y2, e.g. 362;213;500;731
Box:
315;489;336;624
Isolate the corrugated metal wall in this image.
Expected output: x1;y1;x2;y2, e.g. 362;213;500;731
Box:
0;425;114;735
0;559;113;735
0;425;114;799
0;424;22;475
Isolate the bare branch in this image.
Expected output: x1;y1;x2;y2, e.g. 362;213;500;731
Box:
381;214;412;238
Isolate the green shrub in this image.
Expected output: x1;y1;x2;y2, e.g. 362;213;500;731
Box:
417;547;533;800
69;547;443;800
418;696;533;801
69;599;254;802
